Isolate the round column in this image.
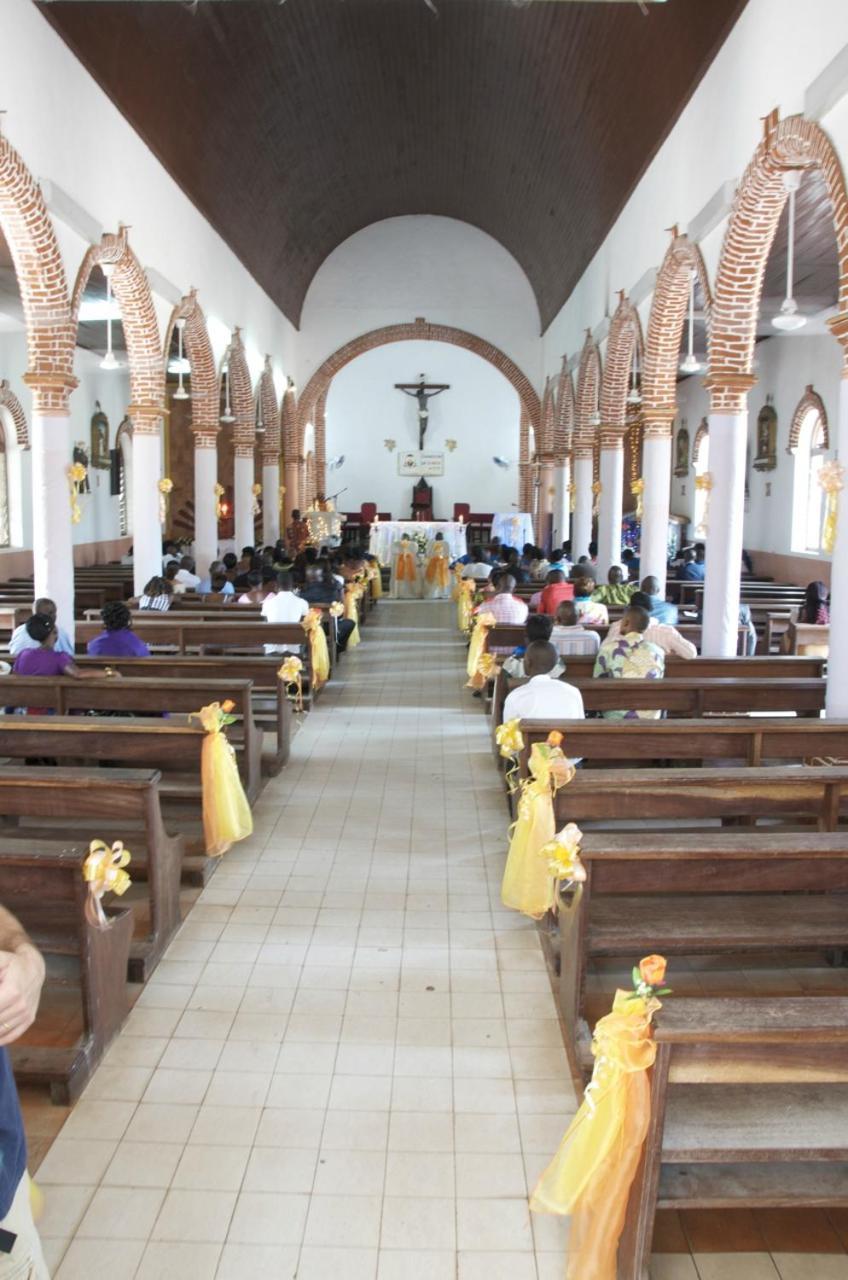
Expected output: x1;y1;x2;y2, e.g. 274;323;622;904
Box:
640;422;673;594
262;455;281;545
24;375;77;639
130;407;165;598
193;433;218;579
234;445;255;552
552;458;570;550
825;329;848;715
596;433;624;576
572;449;594;561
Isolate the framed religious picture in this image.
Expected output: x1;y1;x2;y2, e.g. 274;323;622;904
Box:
753;398;777;471
673;425;690;477
90;402;111;469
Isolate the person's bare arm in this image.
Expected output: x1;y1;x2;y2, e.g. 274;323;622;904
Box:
0;906;45;1045
64;661;120;681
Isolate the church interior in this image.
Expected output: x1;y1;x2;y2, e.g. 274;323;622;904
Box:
0;0;847;1277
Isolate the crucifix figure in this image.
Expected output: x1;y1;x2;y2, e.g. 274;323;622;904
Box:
395;374;450;450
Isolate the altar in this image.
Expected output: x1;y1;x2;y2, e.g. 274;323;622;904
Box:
491;511;535;548
369;520;468;564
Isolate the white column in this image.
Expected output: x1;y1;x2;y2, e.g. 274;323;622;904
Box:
701;409;748;656
572;454;594;561
262;458;280;545
597;443;624;577
234;448;255;550
552;461;570;550
826;373;848;716
640;432;673;594
30;409;75;638
132;430;162;598
193;439;218;579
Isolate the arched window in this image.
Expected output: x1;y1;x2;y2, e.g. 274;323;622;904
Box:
791;400;828;554
116;418;133;538
0;421;10;549
692;420;710;537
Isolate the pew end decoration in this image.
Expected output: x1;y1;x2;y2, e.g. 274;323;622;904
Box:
343;581;364;648
302;609;331;688
278;654;304;713
819;459;845;554
529;955;671;1280
158;477;174;525
456;577;474;635
539;820;586;913
367;563;383;599
83;839;132;929
466;611;496;689
190;701;254;856
501;731;575;918
495;716;524;792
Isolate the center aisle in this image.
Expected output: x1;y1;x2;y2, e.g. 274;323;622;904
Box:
39;600;575;1280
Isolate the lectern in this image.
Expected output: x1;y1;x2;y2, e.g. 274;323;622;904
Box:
411;479;433;521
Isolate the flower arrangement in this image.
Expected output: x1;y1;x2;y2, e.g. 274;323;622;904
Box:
628;953;671;1001
496;717;524;791
328;601;345;617
539;821;586;883
82;839;131;929
413;530;429;556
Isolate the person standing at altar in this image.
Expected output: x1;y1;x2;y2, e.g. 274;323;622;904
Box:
391;535;420;599
423;532;451;599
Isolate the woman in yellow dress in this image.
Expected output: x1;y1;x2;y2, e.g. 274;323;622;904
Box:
423;532;451;600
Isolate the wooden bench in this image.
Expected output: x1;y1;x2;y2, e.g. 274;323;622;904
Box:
556;830;848;1087
4;845;133;1104
0;767;184;983
618;996;848;1279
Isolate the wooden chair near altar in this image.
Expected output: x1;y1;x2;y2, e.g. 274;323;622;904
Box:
411;478;433;521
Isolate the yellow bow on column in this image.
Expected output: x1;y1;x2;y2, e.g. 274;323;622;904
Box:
819;460;845;553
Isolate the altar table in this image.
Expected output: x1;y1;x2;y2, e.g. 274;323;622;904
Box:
491;512;535;548
369;520;468;564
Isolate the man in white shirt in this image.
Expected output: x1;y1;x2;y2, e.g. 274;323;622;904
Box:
502;640;585;730
261;571;308;653
461;546;492;580
173;556;201;590
9;598;74;657
550;600;600;658
603;590;697;659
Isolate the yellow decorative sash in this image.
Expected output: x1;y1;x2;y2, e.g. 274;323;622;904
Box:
82;839;131;929
396;542;417;581
368;564;383;599
190;702;254;857
501;738;575;918
530;966;666;1280
343;584;362;648
466;611;496;688
425;550;450;588
303;609;331;685
457;578;474;634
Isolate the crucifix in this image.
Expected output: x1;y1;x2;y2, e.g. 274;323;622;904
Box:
395;374;450;449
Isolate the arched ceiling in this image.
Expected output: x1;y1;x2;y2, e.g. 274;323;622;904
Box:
39;0;747;330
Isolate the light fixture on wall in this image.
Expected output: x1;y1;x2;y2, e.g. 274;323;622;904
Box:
256;396;265;435
679;268;702;374
492;456;511;469
327;455;345;471
627;348;642;405
220;358;235;424
172;318;190;401
100;266;120;371
772;171;807;332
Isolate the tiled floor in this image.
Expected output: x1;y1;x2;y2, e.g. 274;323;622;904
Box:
26;601;848;1279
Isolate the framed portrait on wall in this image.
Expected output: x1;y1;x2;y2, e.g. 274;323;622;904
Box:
673;425;690;477
90;402;110;469
753;399;777;471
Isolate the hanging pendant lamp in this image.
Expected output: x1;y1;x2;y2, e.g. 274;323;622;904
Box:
772;171;807;332
220;358;235;424
100;267;119;371
173;318;190;401
679;268;701;374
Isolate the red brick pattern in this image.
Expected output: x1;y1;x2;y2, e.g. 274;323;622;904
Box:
600;293;642;443
642;235;712;438
167;291;219;439
259;357;280;463
313;391;327;494
553;359;574;464
0;381;29;448
574;332;601;461
226;328;255;452
788;384;829;452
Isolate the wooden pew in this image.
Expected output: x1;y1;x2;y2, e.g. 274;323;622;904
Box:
618;996;848;1280
3;845;133;1104
0;767;184;983
556;830;848;1087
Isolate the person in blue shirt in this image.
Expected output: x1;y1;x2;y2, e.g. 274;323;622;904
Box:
640;576;678;625
682;545;706;581
8;598;73;658
197;560;235;595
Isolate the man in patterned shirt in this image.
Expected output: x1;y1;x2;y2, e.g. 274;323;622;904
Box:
593;604;665;720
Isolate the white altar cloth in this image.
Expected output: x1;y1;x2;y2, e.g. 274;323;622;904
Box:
491;512;535;548
369;520;468;564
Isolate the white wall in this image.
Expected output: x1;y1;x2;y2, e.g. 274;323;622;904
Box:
670;333;843;561
300;216;542;392
325;340;520;519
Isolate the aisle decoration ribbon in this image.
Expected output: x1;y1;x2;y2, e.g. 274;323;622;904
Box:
495;717;524;793
530;956;672;1280
396;541;417;583
278;654;304;714
252;482;262;516
343;582;363;648
425;548;451;590
368;563;383;599
592;480;602;518
457;578;475;635
630;477;645;520
158;477;174;525
466;611;496;689
68;462;87;525
190;701;254;856
302;609;331;688
82;838;132;929
819;460;845;554
500;733;575;918
694;471;713;536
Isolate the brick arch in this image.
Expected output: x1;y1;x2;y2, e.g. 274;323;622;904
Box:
538;377;556;455
643;233;712;435
574;332;602;459
258;358;280;459
788;385;829;453
692;417;709;464
163;290;219;442
600;294;643;446
281;385;298;457
226;329;255;459
72;228;165;434
297;319;541;445
0;137;75;411
554;359;574;462
0;381;29;448
709;113;848;410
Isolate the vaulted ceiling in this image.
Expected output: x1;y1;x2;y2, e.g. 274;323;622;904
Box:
39;0;748;331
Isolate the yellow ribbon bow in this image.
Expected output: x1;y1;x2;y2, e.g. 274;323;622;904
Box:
278;655;304;713
496;717;524;792
466;611;496;689
83;839;132;929
501;740;575;918
158;476;174;525
819;460;845;553
303;609;331;687
328;601;345;617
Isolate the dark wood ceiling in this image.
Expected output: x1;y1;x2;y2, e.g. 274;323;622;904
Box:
40;0;747;331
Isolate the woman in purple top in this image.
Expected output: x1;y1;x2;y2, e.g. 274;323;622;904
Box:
86;602;151;658
13;613;112;714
